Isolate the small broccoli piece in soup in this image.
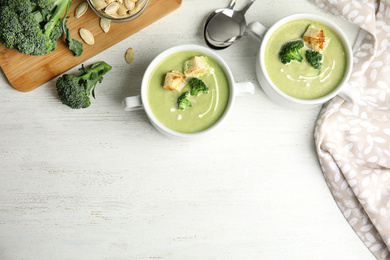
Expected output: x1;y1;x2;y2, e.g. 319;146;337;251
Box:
306;49;323;70
190;78;209;96
177;91;192;110
279;40;304;64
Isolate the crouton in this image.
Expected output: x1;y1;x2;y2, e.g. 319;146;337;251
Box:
163;71;187;91
303;25;330;53
183;56;210;77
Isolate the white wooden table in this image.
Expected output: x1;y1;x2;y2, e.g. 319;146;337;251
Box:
0;0;376;259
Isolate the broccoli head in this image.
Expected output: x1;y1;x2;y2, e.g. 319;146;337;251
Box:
56;61;112;109
0;0;82;56
177;91;192;110
190;78;209;96
306;49;323;70
279;40;304;64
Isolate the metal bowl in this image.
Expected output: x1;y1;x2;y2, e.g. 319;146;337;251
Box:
87;0;149;23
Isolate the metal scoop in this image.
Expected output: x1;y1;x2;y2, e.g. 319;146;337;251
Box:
204;0;256;49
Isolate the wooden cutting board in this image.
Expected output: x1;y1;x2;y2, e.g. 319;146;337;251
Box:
0;0;182;92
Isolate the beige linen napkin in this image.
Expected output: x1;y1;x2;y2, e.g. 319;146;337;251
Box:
310;0;390;259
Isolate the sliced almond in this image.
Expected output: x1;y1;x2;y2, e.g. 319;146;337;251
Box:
117;4;127;16
75;1;88;18
79;28;95;45
125;48;134;64
93;0;106;10
130;0;138;2
105;0;115;3
124;0;135;10
104;2;120;14
100;18;110;33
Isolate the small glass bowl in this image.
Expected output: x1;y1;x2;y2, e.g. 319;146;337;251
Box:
87;0;149;23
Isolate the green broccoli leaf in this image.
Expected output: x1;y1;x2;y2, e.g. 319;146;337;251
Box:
62;19;83;57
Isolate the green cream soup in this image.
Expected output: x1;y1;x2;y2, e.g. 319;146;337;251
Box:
265;19;347;99
147;51;230;133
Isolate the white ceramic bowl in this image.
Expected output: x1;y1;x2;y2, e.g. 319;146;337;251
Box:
247;13;359;109
123;44;255;138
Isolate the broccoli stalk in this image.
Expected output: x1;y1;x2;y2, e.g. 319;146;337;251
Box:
190;78;209;96
56;62;112;109
306;49;323;70
279;40;304;64
177;91;192;110
42;0;69;38
0;0;83;56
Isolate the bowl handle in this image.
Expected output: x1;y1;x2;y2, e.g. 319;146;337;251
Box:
123;95;144;111
235;82;255;96
247;21;268;43
338;83;361;103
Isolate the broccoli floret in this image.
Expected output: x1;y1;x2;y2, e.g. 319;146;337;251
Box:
190;78;209;96
177;91;192;110
279;40;304;64
50;19;64;42
0;0;83;56
306;49;323;70
56;61;112;109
